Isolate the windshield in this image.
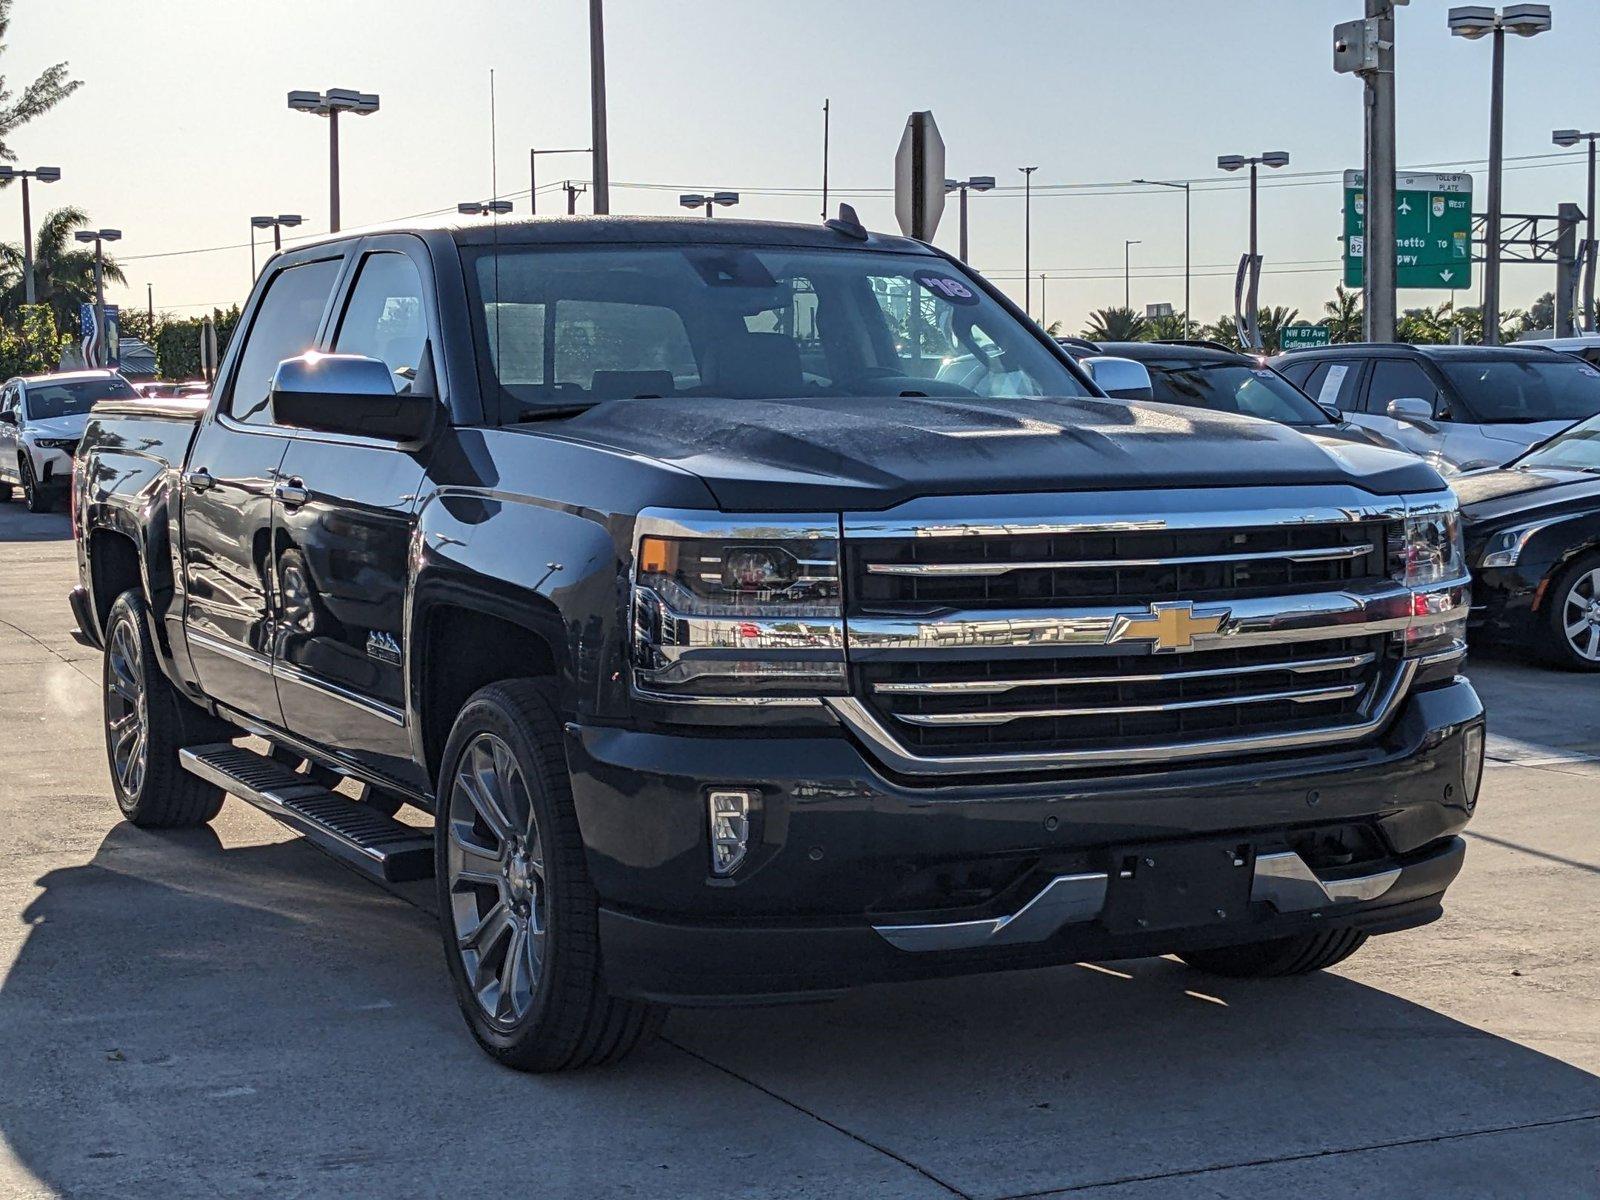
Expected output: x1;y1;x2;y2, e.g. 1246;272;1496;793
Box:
463;245;1087;419
1517;412;1600;472
24;376;137;419
1435;356;1600;423
1144;359;1329;426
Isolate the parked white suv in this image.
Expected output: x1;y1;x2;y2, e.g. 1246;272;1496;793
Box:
0;371;139;512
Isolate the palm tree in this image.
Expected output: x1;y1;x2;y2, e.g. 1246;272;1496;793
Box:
1323;286;1363;343
0;206;126;329
1255;306;1300;355
1083;306;1147;342
1144;312;1187;341
1200;314;1244;352
0;0;82;163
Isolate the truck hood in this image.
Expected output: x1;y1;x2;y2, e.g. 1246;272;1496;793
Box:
541;395;1444;509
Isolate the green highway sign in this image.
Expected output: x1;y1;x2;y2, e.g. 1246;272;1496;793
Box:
1279;324;1332;351
1343;170;1473;290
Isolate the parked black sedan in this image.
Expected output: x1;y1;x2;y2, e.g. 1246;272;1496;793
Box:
1457;413;1600;669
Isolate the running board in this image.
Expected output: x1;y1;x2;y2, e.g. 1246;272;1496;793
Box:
179;743;434;883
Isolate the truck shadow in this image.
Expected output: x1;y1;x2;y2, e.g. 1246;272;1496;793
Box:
2;822;1596;1198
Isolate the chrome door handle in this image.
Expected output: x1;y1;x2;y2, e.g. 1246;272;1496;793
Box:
184;468;215;493
275;478;310;508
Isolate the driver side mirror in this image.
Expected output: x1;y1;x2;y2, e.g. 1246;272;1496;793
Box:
270;353;436;442
0;409;15;426
1385;396;1438;431
1081;356;1154;401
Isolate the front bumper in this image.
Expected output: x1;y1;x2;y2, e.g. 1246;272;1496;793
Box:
24;446;73;490
568;678;1485;1003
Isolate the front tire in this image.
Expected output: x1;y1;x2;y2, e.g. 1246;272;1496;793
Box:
20;456;51;513
1179;928;1368;978
1534;551;1600;671
103;590;229;827
435;679;666;1071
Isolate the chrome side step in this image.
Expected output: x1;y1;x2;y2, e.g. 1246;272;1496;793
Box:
179;743;434;883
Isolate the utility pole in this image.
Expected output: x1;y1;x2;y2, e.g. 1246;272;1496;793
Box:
589;0;610;214
1124;239;1141;309
564;181;588;214
1020;166;1038;317
1335;1;1399;342
146;283;153;331
529;148;590;215
821;98;831;220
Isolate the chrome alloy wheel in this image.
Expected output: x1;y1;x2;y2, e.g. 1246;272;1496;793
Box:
105;617;148;798
446;732;546;1028
1563;568;1600;662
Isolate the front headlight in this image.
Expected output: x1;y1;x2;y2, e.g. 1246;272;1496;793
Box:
1392;498;1469;656
33;437;77;452
630;511;845;700
1478;519;1560;569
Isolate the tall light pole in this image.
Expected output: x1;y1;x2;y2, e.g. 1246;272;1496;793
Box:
1553;127;1597;331
1335;2;1399;343
589;0;610;214
1450;5;1552;345
1135;178;1190;332
680;192;739;218
529;148;589;215
1218;150;1291;350
287;88;380;233
458;199;514;217
1039;273;1047;329
1124;240;1142;310
250;214;303;273
943;175;995;262
0;166;60;306
1019;166;1039;317
73;228;121;367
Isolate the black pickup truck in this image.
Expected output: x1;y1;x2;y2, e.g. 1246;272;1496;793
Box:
70;215;1484;1071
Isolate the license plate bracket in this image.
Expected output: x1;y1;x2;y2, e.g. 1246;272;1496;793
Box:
1101;839;1254;935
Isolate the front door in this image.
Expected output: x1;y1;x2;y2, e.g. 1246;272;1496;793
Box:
0;384;19;483
181;254;343;722
272;246;433;789
1354;357;1451;463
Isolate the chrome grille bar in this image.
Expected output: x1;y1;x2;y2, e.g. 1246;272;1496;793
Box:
864;543;1375;577
870;651;1376;695
891;682;1365;727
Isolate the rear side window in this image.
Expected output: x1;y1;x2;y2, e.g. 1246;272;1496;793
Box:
333;252;429;392
1301;361;1363;412
228;259;341;425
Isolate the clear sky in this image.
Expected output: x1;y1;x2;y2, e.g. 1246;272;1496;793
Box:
8;0;1600;333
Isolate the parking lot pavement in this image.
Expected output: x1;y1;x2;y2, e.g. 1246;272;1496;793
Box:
0;502;1595;1199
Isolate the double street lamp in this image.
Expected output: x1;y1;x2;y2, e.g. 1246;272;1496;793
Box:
250;214;302;279
458;199;514;217
72;228;121;367
1554;127;1599;331
943;175;995;263
0;165;61;305
1218;150;1290;350
1449;5;1552;344
680;191;739;218
287;87;380;234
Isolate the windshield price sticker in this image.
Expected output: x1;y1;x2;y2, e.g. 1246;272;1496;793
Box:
916;272;978;305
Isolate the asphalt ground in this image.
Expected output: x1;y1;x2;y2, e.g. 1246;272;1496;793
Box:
0;500;1595;1198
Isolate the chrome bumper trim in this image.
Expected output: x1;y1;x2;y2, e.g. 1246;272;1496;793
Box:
826;658;1418;774
870;651;1377;695
873;871;1109;952
892;682;1364;727
1251;850;1401;911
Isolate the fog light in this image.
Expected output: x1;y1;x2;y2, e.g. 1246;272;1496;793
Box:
1461;723;1486;812
708;789;755;876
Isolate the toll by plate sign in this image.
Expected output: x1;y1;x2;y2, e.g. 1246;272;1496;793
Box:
1343;171;1473;290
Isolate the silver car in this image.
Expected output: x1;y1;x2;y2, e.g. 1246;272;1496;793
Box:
1274;344;1600;474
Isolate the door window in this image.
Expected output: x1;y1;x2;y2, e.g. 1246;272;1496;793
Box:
227;259;342;425
1367;359;1444;417
333;252;429;391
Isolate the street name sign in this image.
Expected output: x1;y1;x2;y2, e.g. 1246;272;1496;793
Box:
1343;170;1473;290
1280;324;1332;351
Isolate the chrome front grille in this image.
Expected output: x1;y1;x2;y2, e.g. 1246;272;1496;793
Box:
829;487;1434;776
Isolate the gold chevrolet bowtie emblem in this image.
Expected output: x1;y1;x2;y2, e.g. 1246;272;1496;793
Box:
1110;601;1230;652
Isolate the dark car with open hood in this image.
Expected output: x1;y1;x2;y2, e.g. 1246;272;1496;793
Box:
66;215;1482;1071
1457;412;1600;668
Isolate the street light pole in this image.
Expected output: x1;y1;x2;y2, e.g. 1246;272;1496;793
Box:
0;166;61;306
1217;151;1291;350
288;88;380;234
680;192;739;218
529;148;590;215
943;176;995;263
1553;129;1599;330
590;0;610;214
1020;166;1038;316
1450;5;1552;345
251;215;303;277
1124;240;1141;309
73;228;121;367
1134;179;1190;332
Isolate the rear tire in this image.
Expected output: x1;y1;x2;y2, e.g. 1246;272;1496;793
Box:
103;589;230;828
1533;551;1600;671
435;678;666;1071
20;456;51;513
1179;928;1368;978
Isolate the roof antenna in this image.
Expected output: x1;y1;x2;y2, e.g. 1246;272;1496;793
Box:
826;202;867;241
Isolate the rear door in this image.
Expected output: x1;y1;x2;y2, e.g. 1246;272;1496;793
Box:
181;254;344;723
0;384;18;481
271;238;434;788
